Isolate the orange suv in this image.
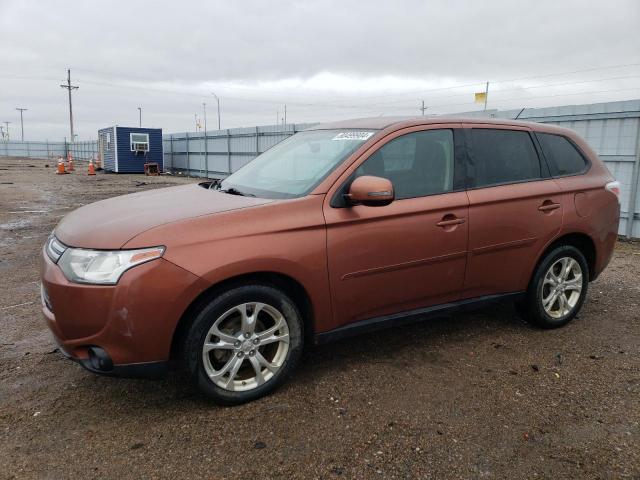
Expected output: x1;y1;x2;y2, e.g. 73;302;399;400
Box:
41;117;620;403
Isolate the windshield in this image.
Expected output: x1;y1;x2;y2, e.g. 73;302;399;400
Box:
219;129;376;199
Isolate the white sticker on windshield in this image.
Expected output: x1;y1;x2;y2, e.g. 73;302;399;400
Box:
332;131;374;141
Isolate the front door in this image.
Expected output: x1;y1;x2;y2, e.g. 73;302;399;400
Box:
323;126;469;331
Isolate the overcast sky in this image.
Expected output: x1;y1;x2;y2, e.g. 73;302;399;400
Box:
1;0;639;140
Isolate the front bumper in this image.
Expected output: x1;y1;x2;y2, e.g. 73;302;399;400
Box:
54;339;169;378
41;246;208;377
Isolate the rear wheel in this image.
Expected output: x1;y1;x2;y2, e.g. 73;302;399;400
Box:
183;284;303;404
517;245;589;328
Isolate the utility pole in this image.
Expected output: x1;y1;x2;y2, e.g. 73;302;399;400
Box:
284;104;287;125
202;102;208;177
211;92;221;130
15;108;27;140
60;69;79;142
3;121;10;141
195;113;199;131
483;81;489;111
203;103;207;133
419;100;428;115
137;107;142;127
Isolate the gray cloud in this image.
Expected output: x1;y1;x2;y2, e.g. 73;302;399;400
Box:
1;0;639;140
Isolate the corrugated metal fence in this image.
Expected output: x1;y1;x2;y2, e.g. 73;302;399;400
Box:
483;100;640;238
1;100;639;237
0;140;98;161
161;123;316;177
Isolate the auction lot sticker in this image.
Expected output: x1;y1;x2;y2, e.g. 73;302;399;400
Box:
332;131;374;141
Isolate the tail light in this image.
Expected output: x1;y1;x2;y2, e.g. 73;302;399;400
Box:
605;181;621;203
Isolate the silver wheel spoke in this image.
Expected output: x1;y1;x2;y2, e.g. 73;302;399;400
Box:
260;332;290;346
204;338;235;352
559;293;569;315
240;302;265;334
543;291;559;309
255;351;279;373
249;356;266;386
564;276;582;291
257;315;285;340
209;355;241;382
544;270;559;287
224;356;244;390
210;323;237;345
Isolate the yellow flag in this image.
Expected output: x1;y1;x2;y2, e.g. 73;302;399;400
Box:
475;92;487;104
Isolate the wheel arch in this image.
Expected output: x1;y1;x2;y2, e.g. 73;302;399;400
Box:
532;232;597;285
170;271;315;360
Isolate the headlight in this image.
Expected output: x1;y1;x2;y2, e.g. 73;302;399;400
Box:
58;246;165;285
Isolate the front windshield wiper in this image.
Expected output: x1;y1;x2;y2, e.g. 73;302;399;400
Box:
217;186;255;197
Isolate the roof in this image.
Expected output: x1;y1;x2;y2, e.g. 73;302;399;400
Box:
306;116;559;131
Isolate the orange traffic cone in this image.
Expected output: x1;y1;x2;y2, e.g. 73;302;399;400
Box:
56;157;67;175
67;158;75;172
87;159;96;176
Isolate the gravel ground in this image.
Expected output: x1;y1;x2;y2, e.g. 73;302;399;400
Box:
0;156;639;479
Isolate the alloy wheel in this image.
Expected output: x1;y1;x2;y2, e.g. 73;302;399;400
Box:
541;257;583;319
202;302;290;391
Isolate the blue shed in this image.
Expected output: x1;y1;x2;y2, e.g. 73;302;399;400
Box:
97;126;163;173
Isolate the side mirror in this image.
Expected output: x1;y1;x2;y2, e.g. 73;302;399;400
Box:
345;175;394;207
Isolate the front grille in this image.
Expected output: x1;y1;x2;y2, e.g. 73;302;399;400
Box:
45;235;67;263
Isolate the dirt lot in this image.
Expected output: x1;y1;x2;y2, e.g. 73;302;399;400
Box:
0;156;639;479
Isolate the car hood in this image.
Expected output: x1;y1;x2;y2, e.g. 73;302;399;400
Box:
55;183;273;249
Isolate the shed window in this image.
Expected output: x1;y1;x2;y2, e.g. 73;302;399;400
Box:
130;133;149;152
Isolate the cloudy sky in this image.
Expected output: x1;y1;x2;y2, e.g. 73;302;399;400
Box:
1;0;639;140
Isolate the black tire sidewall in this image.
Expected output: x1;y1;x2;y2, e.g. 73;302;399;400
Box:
528;245;589;328
183;284;304;405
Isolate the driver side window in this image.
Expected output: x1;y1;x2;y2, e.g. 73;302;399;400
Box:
355;129;454;199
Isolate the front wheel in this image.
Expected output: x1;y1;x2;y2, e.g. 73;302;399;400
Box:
183;284;304;404
517;245;589;329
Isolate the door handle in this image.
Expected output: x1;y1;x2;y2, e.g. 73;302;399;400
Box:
436;216;466;227
538;200;561;212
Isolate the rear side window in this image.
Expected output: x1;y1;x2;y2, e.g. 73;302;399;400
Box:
537;133;588;176
469;129;541;188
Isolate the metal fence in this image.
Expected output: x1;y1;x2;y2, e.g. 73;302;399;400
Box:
162;123;317;177
480;100;640;238
1;100;639;237
0;140;98;161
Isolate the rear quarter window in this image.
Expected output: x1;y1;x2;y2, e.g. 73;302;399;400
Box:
536;133;588;176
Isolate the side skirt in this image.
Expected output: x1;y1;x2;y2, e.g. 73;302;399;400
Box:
313;292;525;345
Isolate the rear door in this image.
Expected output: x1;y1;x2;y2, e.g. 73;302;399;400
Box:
463;125;563;298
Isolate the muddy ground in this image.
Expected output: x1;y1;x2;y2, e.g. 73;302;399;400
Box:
0;156;638;479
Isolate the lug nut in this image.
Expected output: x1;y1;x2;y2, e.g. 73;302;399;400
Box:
234;341;241;347
237;352;244;357
244;332;251;338
249;350;255;356
253;338;259;345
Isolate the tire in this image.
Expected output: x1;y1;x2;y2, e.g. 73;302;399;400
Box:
517;245;589;329
182;284;304;404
